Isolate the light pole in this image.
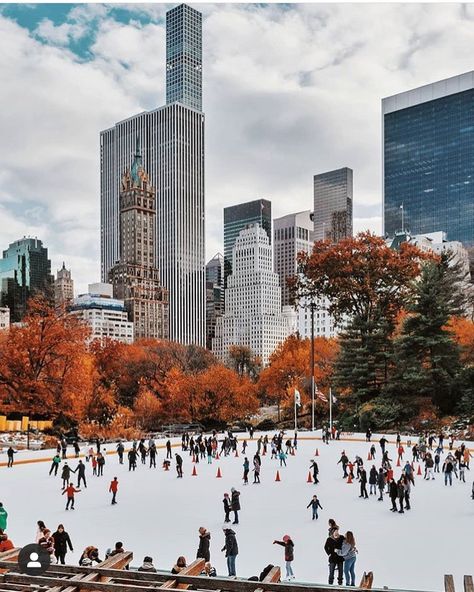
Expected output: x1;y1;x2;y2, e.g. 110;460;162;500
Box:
310;302;316;432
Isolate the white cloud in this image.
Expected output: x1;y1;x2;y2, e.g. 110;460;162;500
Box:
1;3;474;292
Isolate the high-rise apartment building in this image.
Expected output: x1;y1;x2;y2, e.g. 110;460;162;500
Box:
101;3;205;346
70;283;134;344
313;168;353;242
54;263;74;309
205;252;224;350
0;238;53;322
223;199;272;285
274;211;314;307
109;142;168;340
383;72;474;245
213;224;296;366
166;4;202;111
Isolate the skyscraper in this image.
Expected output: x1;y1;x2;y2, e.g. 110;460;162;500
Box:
213;224;295;366
223;199;272;285
383;72;474;245
166;4;202;111
0;238;53;322
273;211;314;307
205;252;224;350
100;3;205;346
54;262;74;310
109;141;168;340
313;168;353;242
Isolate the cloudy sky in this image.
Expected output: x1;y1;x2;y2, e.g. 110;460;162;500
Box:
1;2;474;293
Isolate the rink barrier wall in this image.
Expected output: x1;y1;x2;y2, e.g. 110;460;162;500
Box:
0;556;430;592
1;435;472;468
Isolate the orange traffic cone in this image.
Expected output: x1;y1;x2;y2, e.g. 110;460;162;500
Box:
275;470;281;482
347;474;353;484
163;462;169;471
192;465;197;476
367;452;372;461
417;464;422;476
307;471;313;483
315;448;319;456
216;467;222;478
396;457;401;467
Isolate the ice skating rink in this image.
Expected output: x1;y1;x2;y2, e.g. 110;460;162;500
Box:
1;434;473;591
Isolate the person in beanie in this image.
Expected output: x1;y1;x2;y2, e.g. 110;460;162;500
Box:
196;527;211;562
221;528;238;577
273;535;295;580
52;524;73;565
138;557;157;572
109;477;119;505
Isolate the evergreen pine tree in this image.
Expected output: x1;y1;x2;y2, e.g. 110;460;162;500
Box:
387;252;466;413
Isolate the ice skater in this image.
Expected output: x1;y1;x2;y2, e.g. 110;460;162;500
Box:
306;495;323;520
109;477;118;504
62;484;81;510
273;535;295;580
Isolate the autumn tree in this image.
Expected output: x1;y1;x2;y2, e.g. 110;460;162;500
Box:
228;345;262;379
0;296;91;417
290;232;428;401
257;335;338;420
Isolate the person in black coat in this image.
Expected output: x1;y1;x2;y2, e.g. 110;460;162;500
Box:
223;494;231;523
230;488;241;524
324;528;344;585
389;479;398;511
52;524;73;565
221;528;238;576
74;461;87;488
359;468;368;499
196;527;211;562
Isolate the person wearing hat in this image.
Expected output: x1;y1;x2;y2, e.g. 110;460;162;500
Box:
221;527;238;577
196;527;211;562
273;535;295;580
138;556;157;572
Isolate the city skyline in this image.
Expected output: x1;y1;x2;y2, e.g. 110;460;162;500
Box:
3;3;474;292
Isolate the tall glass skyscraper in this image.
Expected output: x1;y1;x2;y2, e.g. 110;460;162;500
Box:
166;4;202;111
313;168;353;242
0;238;53;322
100;3;205;346
383;72;474;245
223;199;272;285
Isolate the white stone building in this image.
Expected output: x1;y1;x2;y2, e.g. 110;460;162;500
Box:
69;283;134;344
213;224;295;366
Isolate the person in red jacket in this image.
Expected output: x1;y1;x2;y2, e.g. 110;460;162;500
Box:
109;477;118;505
0;533;14;552
62;484;81;510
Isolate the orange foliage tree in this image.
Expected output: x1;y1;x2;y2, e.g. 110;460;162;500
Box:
0;296;91;416
448;317;474;365
258;335;338;419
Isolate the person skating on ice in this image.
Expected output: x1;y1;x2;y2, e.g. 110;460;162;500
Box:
61;463;72;489
223;493;231;523
49;454;61;476
109;477;119;504
324;527;345;585
358;467;368;499
231;488;240;524
63;484;81;510
310;459;319;484
273;535;295;581
243;458;249;484
175;453;183;478
221;527;238;577
74;460;87;488
335;531;357;586
306;495;323;520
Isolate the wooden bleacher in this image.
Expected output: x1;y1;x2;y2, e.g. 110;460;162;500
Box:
0;547;470;592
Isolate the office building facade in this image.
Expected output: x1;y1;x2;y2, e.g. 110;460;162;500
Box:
0;238;53;322
54;263;74;310
100;3;205;346
213;224;295;366
70;283;134;344
383;72;474;245
109;143;168;340
205;252;224;350
274;210;314;307
223;199;272;285
313;168;353;242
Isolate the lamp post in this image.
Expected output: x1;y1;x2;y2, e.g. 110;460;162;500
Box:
310;302;316;432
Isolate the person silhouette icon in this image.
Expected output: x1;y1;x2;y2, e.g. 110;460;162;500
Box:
18;543;50;575
27;552;42;568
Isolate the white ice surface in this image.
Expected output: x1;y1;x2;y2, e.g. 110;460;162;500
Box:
1;433;473;591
